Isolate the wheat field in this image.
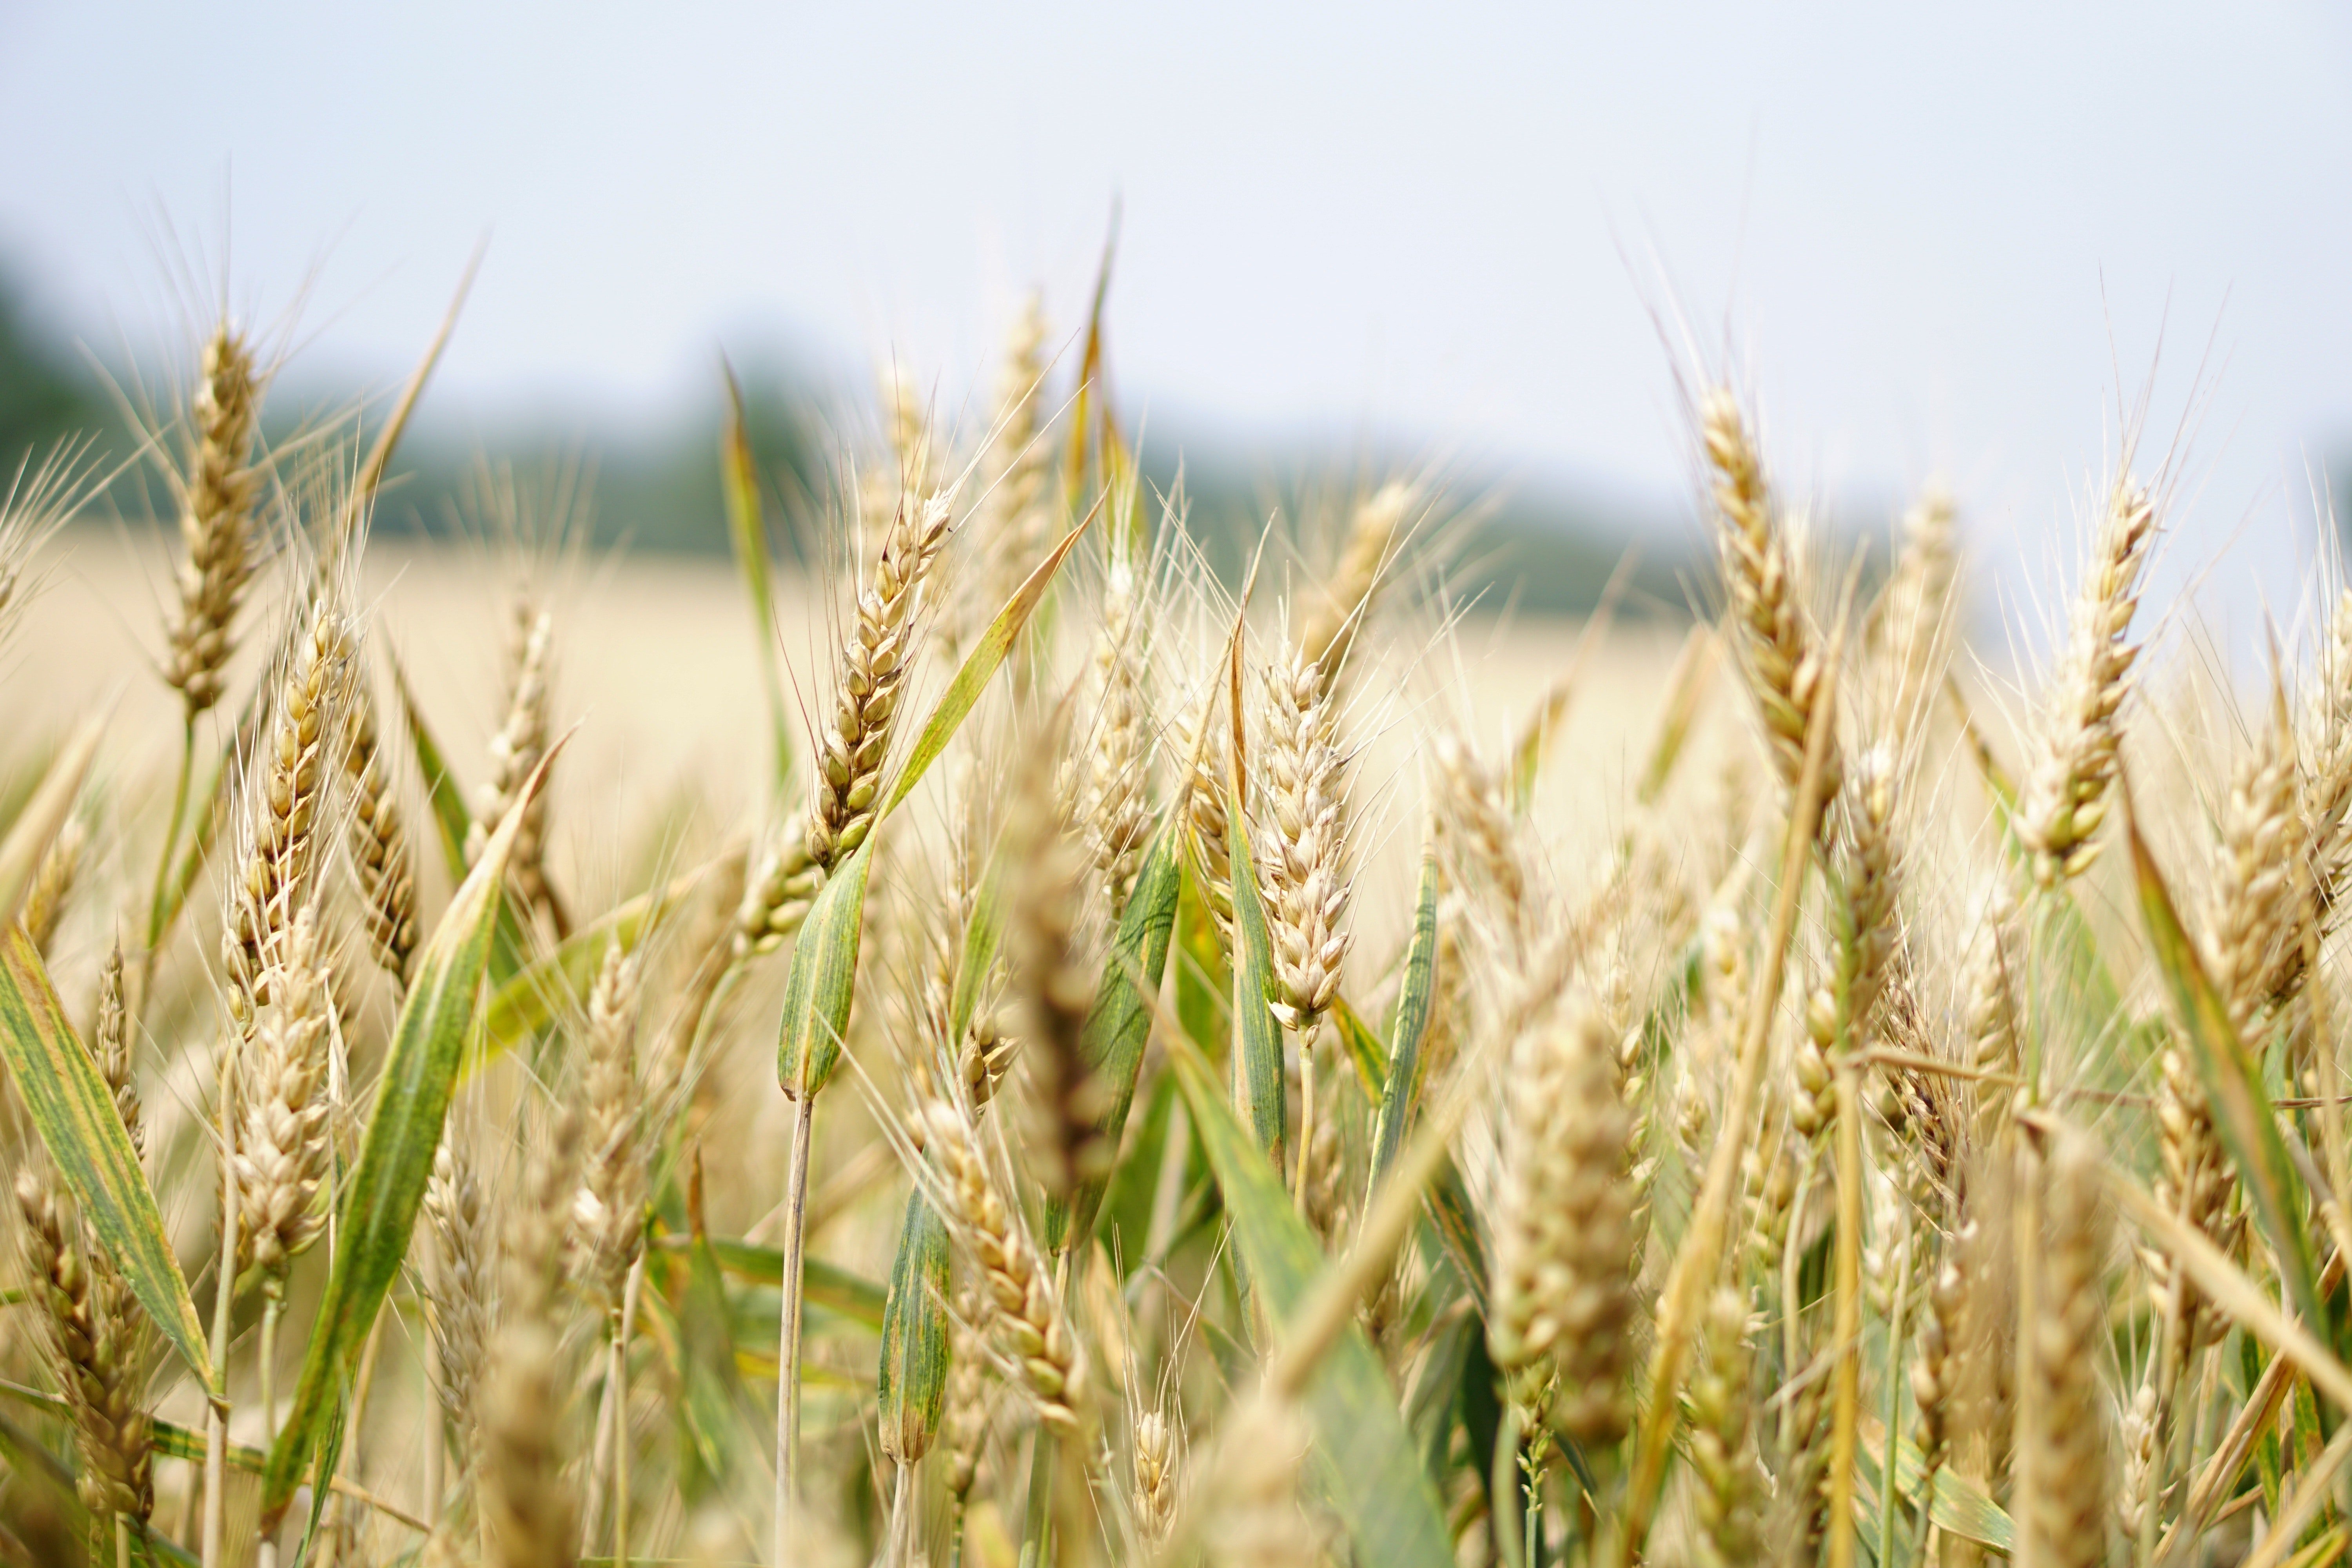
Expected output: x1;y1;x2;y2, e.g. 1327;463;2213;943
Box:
0;281;2343;1568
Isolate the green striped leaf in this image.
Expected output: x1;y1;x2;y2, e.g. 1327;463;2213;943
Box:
876;1188;951;1462
2126;799;2325;1335
389;650;471;884
882;508;1097;824
683;1235;886;1327
777;509;1097;1102
1225;781;1284;1168
1368;840;1441;1196
260;747;554;1527
0;927;211;1389
722;364;794;798
1167;1033;1454;1568
472;850;730;1071
949;842;1010;1042
774;836;876;1100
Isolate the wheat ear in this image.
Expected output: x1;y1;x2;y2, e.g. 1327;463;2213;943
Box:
1011;756;1105;1200
162;325;262;719
920;1099;1089;1431
2019;479;2159;884
2023;1137;2110;1568
1300;479;1415;688
425;1136;492;1506
15;1172;156;1524
1257;636;1351;1033
343;680;419;991
466;596;564;936
572;942;648;1311
1702;388;1840;804
232;903;336;1284
1688;1287;1761;1568
22;813;83;958
1072;553;1154;916
1485;995;1636;1445
806;494;955;871
479;1109;581;1568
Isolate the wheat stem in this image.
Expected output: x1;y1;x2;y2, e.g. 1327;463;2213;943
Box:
772;1092;814;1568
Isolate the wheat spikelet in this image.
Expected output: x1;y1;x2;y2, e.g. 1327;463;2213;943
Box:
974;298;1052;634
732;824;822;960
1072;554;1153;916
571;943;647;1312
1009;759;1105;1198
1300;480;1415;687
223;594;352;1033
466;596;564;935
1484;995;1635;1445
14;1171;154;1523
2205;706;2305;1032
1909;1235;1967;1510
479;1109;581;1568
1432;729;1531;955
162;325;263;719
942;1285;993;1506
2023;1139;2109;1568
920;1098;1088;1430
1830;743;1902;1034
1688;1287;1761;1568
806;494;955;871
1257;636;1351;1033
343;681;419;990
91;947;141;1159
1701;388;1840;803
2019;479;2159;885
1133;1407;1180;1545
21;813;82;958
2306;587;2352;921
426;1136;493;1475
1175;682;1233;931
232;904;335;1285
1965;874;2024;1143
1875;481;1958;736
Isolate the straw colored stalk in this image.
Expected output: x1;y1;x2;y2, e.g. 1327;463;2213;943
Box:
920;1099;1089;1431
467;596;564;937
805;494;956;872
2018;479;2159;885
162;325;263;720
1701;388;1840;805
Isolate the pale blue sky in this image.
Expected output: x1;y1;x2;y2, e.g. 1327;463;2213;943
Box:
4;2;2350;637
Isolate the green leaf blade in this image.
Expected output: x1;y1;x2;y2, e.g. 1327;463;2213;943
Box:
0;927;211;1389
1167;1036;1454;1568
260;750;551;1525
876;1188;951;1463
1369;841;1442;1195
1225;784;1284;1167
774;837;876;1100
1045;817;1182;1252
2126;807;2324;1333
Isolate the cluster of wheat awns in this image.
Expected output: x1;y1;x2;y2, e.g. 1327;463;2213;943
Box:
9;269;2352;1568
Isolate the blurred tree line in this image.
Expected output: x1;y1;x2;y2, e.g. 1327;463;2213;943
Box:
0;264;1684;616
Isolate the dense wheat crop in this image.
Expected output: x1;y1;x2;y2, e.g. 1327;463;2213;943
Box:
4;259;2351;1568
